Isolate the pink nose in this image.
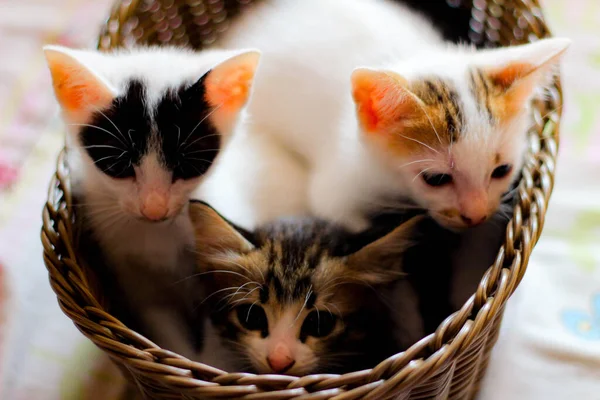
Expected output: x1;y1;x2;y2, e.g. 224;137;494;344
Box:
460;191;488;227
141;192;169;221
267;343;295;374
461;214;488;227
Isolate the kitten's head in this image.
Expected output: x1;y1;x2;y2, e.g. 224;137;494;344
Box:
44;46;260;222
190;201;421;375
351;38;570;229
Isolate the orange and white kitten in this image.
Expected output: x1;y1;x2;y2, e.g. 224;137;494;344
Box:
210;0;570;231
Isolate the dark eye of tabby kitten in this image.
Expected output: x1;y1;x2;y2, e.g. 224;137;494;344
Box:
203;217;402;374
80;75;220;181
236;304;269;338
300;311;337;341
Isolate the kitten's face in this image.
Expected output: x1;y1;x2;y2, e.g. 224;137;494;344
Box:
384;74;527;230
45;46;260;222
352;38;569;229
216;252;351;376
190;202;420;375
79;79;218;221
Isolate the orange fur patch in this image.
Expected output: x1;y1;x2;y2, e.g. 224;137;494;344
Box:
204;51;260;113
351;69;419;134
45;48;114;117
489;62;535;90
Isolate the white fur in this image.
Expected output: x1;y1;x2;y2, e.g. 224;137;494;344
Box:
197;123;309;229
210;0;569;231
49;46;256;355
58;46;249;272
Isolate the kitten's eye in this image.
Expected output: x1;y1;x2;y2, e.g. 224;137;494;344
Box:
300;310;337;340
422;172;453;187
491;164;512;179
236;304;268;335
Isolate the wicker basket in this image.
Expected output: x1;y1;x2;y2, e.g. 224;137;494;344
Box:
41;0;562;399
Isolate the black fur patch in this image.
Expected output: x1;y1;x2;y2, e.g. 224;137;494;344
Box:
157;73;221;180
81;80;149;178
80;74;220;181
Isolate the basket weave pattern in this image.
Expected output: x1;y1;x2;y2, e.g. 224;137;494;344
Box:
41;0;562;398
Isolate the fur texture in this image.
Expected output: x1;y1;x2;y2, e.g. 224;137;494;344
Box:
189;201;424;375
211;0;569;231
44;45;261;356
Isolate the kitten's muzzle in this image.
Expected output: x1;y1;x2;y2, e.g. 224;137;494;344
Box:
267;343;295;374
140;191;169;221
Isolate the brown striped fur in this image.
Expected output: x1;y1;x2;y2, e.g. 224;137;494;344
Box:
349;39;569;229
190;201;422;375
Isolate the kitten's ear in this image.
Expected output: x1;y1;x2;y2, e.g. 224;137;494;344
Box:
44;45;116;124
480;38;570;111
202;50;261;134
351;68;421;134
189;200;255;260
346;215;424;285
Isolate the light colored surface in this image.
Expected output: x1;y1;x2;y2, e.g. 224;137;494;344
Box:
479;2;600;399
0;1;127;399
0;1;598;399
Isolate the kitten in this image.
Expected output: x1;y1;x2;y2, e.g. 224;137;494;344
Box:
44;45;261;356
189;200;424;375
214;0;570;231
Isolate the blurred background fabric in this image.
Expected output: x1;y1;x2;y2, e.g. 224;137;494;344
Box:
0;1;598;399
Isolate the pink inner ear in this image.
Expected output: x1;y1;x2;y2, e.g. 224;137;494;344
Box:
45;50;114;120
358;89;418;134
205;66;255;111
352;71;416;134
489;62;536;91
204;52;260;114
352;82;381;132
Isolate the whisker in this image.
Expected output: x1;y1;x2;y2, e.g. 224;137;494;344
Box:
200;286;240;305
93;154;121;166
293;286;313;325
399;135;439;154
245;300;260;322
228;281;261;303
102;153;128;174
184;148;221;156
412;167;433;182
181;102;225;150
413;99;443;146
172;270;251;286
175;124;181;148
229;286;262;306
397;159;435;169
182;133;223;152
185;162;206;176
127;129;135;144
82;144;126;151
68;123;126;146
92;105;127;143
185;157;215;164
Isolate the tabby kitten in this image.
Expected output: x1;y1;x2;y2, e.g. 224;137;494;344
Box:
214;0;570;231
190;201;424;375
44;45;260;356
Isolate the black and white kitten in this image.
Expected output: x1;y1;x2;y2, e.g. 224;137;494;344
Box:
189;201;424;375
44;45;260;356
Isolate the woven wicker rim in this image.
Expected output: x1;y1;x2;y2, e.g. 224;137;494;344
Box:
41;0;563;398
